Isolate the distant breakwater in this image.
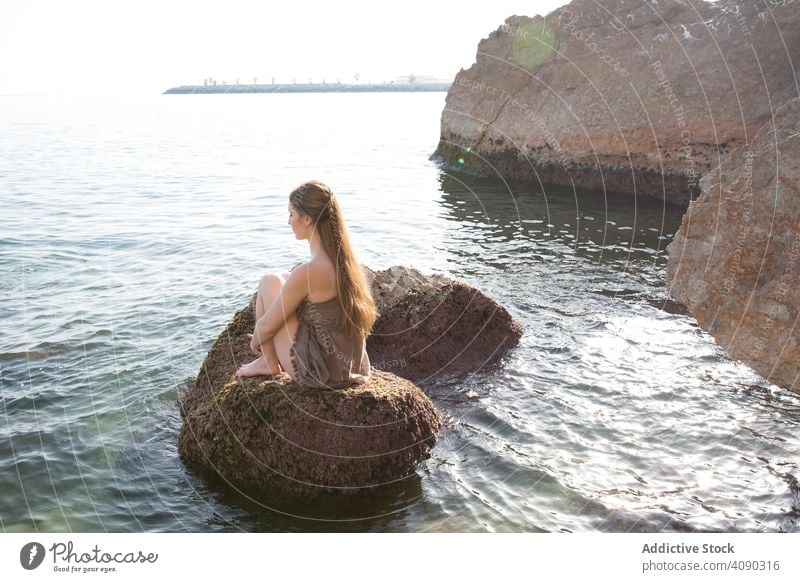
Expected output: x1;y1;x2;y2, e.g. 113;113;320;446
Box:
164;83;451;94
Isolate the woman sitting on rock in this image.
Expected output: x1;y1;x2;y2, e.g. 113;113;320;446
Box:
236;180;377;388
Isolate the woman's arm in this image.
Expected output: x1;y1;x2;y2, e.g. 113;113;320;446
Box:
250;264;309;351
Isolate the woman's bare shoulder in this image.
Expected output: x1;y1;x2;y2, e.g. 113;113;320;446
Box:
290;258;332;274
305;256;337;299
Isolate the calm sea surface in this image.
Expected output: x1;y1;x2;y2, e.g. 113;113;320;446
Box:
1;93;798;532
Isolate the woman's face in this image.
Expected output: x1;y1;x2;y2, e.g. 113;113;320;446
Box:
288;203;311;240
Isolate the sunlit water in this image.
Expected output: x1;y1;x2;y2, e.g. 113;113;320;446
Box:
1;93;798;533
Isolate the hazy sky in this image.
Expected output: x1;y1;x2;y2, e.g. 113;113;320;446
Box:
0;0;567;95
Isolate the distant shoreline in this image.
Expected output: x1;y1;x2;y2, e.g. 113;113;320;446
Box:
164;83;451;94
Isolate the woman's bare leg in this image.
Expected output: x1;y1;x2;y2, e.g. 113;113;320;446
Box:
272;306;299;381
237;272;290;377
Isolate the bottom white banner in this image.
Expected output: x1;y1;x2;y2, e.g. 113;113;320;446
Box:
1;533;796;581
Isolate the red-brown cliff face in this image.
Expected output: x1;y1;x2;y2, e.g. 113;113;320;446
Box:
432;0;799;206
667;98;800;393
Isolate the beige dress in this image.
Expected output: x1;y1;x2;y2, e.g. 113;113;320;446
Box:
288;265;371;389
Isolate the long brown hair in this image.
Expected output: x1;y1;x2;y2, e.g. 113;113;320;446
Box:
289;180;377;339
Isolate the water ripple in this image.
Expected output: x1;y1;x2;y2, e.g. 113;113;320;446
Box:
1;94;799;532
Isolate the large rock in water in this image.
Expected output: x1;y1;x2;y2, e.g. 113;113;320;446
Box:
364;266;523;382
178;265;521;493
179;370;441;495
431;0;799;205
666;99;800;394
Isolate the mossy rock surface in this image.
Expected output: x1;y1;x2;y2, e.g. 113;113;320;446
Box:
179;300;256;419
177;264;523;495
178;369;441;495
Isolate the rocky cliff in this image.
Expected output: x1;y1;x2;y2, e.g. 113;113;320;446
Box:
431;0;799;205
667;98;800;393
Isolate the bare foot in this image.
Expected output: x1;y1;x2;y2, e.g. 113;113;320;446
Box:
236;356;282;378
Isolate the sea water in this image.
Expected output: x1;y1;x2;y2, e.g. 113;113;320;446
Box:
1;92;798;532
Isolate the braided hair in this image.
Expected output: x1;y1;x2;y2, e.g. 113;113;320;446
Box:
289;180;377;339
